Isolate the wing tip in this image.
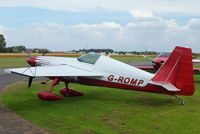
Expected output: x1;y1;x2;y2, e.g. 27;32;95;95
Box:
4;69;12;73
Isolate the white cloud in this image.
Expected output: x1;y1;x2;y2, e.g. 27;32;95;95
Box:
0;25;7;33
130;10;154;19
1;17;200;52
188;19;200;29
0;0;200;14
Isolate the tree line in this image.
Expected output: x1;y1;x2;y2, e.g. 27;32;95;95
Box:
0;34;50;53
70;49;158;55
0;34;26;53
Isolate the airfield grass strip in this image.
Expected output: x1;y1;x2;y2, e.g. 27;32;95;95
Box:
1;75;200;134
0;57;29;68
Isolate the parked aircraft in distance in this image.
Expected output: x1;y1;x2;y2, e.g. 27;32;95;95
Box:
5;46;195;105
137;52;200;72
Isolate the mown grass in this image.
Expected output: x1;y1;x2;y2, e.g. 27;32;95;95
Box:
194;63;200;68
0;57;29;68
111;56;151;63
1;75;200;134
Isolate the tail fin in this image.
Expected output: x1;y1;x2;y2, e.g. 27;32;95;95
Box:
152;46;194;96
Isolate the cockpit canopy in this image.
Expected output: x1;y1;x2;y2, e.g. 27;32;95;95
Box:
77;53;102;64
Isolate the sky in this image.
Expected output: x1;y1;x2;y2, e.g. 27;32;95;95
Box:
0;0;200;52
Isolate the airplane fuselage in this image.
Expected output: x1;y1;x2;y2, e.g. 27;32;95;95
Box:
27;55;175;94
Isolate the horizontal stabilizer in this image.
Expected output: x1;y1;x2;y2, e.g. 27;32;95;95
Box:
150;81;181;92
193;59;200;63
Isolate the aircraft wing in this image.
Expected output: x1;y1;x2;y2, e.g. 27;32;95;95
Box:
193;59;200;63
5;65;104;77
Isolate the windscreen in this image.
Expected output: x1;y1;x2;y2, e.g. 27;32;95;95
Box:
77;53;101;64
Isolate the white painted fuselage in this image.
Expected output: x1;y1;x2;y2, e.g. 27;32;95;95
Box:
35;55;154;88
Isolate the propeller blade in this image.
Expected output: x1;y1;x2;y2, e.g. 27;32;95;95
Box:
42;49;49;56
28;77;33;87
25;48;33;58
143;55;154;62
42;51;47;56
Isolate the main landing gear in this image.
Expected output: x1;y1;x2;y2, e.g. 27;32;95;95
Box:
172;95;184;105
38;78;83;100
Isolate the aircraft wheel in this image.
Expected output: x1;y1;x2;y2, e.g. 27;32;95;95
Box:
180;101;184;105
60;88;84;96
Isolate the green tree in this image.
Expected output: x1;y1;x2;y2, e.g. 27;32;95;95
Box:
6;45;26;53
0;34;6;52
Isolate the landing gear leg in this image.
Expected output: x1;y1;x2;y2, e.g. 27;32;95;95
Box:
172;95;184;105
60;81;84;97
64;81;70;96
38;78;63;100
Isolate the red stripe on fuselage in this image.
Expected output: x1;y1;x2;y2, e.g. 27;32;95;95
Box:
77;77;177;95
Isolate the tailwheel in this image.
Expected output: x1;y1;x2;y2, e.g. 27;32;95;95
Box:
37;78;63;100
60;88;84;97
172;95;184;105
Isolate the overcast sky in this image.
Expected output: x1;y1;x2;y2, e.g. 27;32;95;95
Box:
0;0;200;52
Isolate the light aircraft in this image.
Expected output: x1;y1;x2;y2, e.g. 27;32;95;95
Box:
5;46;195;105
138;52;200;72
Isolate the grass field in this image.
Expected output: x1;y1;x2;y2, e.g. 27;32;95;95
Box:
194;64;200;68
0;55;200;134
1;75;200;134
0;57;29;68
110;56;150;63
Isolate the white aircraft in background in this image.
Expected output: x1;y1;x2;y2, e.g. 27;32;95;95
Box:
5;46;195;105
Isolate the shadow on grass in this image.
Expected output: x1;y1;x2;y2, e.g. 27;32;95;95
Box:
11;93;177;112
132;95;176;106
1;82;181;113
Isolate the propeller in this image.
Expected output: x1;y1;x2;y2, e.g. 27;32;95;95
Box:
25;47;48;87
143;55;154;62
42;50;48;56
25;48;33;59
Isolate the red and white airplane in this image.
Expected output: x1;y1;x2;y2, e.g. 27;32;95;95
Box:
138;52;200;72
5;46;195;105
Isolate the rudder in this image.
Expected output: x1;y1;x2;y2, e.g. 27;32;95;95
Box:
152;46;194;96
